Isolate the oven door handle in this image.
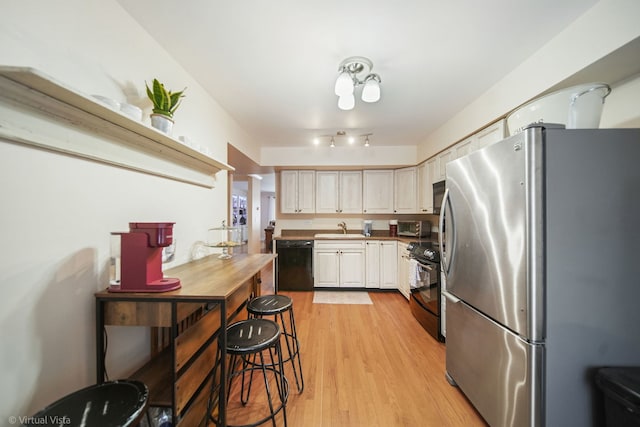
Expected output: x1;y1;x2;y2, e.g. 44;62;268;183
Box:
414;260;434;271
442;290;460;304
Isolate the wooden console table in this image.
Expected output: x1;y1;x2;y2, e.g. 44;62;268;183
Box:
95;253;275;427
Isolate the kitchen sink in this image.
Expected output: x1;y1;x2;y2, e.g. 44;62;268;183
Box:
314;233;366;238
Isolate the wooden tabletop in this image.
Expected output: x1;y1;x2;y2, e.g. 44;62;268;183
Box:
95;253;276;301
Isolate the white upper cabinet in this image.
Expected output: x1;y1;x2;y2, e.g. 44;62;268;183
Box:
363;170;394;214
475;119;506;151
437;149;453;182
454;137;475;160
280;170;315;214
418;157;437;213
316;171;362;214
394;166;417;214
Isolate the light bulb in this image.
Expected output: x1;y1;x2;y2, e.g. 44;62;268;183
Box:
334;71;354;96
338;93;355;110
330;137;335;148
364;137;370;147
348;136;355;144
362;76;381;103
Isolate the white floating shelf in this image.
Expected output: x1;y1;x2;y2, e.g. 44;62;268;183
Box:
0;66;233;188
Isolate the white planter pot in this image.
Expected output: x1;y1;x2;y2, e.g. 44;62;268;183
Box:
150;114;174;135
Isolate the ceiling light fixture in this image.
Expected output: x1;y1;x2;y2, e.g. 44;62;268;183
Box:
335;56;382;111
314;132;373;147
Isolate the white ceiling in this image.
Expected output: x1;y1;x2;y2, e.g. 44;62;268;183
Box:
117;0;597;150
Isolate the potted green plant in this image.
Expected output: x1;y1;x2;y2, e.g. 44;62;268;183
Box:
145;78;186;134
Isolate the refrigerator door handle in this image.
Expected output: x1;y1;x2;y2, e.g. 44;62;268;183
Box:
439;188;454;275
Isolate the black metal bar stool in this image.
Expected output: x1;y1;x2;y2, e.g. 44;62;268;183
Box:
247;295;304;393
27;380;148;427
208;318;289;427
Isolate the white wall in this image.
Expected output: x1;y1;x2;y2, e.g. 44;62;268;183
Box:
260;144;417;167
418;0;640;161
0;0;252;419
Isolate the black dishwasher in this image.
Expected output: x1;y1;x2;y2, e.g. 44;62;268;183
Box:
275;240;314;291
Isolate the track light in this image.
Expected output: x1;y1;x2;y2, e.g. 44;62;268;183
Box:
314;132;372;147
335;56;382;110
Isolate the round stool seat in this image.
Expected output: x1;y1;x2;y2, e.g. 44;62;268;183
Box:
227;318;281;355
209;318;289;427
247;295;292;316
29;380;148;427
246;294;304;394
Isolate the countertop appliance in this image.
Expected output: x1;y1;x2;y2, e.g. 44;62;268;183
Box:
109;222;181;293
275;239;314;291
440;124;640;426
397;220;431;237
407;241;444;342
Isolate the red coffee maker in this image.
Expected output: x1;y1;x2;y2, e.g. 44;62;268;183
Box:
109;222;181;293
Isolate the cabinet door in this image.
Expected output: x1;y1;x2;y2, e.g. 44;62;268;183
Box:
475;119;506;151
365;241;381;289
437;149;453;181
363;170;394;213
340;250;365;288
297;170;315;213
380;241;398;289
397;242;410;299
339;171;363;213
454;137;475;159
314;249;340;287
280;171;299;213
315;171;340;214
394;166;417;213
418;158;437;213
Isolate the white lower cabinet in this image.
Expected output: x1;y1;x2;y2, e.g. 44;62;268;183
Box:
364;240;398;289
380;241;398;289
365;241;381;288
397;242;411;300
314;240;365;288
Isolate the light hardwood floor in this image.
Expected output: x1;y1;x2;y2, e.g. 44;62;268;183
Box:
223;261;487;427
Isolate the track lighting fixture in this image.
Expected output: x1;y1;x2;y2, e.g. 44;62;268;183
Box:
313;132;372;147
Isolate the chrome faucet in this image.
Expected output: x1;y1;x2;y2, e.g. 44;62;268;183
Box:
338;221;347;234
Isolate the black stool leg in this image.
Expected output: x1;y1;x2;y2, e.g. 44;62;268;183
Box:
279;309;304;393
268;340;288;427
207;345;223;426
239;352;257;405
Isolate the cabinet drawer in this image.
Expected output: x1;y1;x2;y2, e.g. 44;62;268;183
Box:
226;279;254;319
314;240;365;249
104;301;204;327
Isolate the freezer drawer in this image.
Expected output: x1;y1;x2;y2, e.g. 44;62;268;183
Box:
445;294;543;427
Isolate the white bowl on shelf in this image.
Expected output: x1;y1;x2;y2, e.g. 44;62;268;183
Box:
506;83;611;136
119;102;143;121
91;95;120;110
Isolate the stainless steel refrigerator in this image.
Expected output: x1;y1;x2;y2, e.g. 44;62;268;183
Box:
440;124;640;427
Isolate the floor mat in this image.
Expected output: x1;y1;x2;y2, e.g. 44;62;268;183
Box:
312;291;373;305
